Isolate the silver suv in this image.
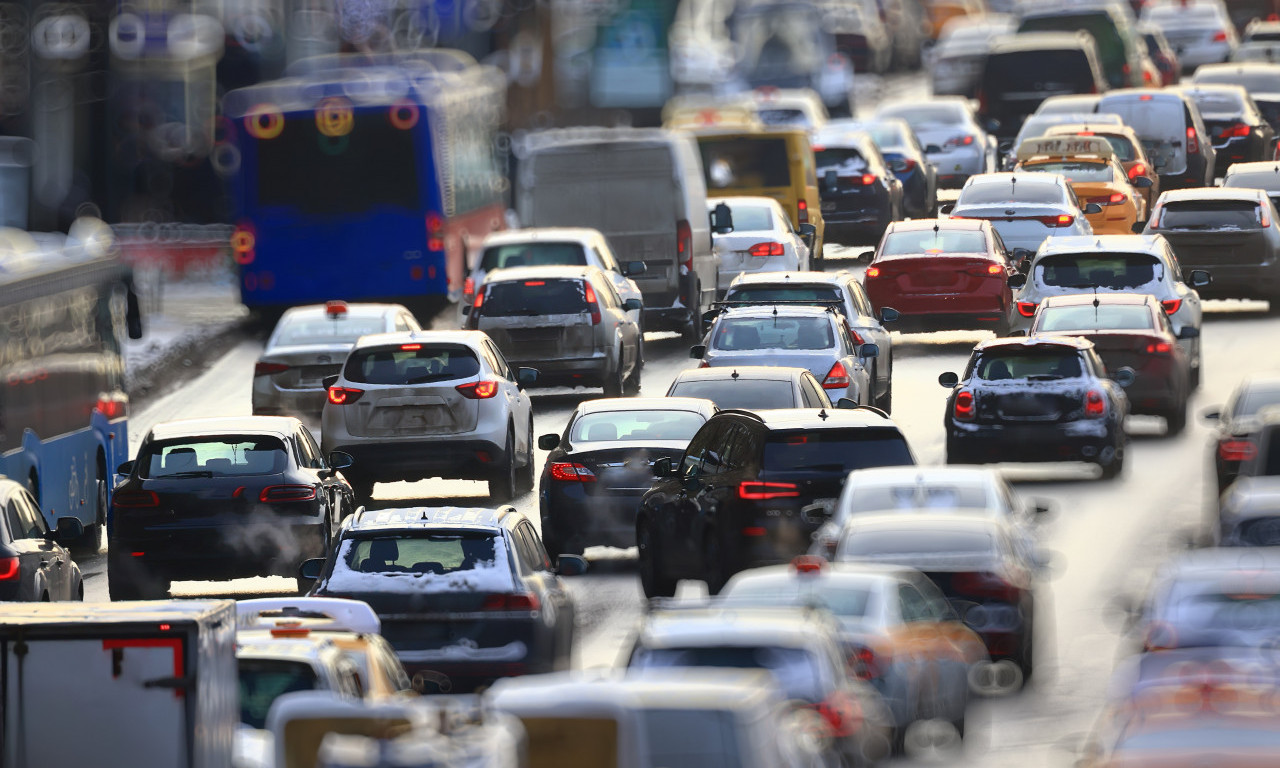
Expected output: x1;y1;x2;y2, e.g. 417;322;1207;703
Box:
467;265;643;396
320;331;538;503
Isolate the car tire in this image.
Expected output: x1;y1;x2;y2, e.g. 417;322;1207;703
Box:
1166;398;1188;436
602;355;625;398
637;521;676;598
1099;447;1125;480
349;478;374;507
78;456;108;552
1191;347;1201;390
623;350;642;395
517;421;536;492
703;531;728;595
489;427;518;503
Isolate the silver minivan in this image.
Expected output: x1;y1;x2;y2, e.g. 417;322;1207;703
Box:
1095;89;1216;190
516;128;719;340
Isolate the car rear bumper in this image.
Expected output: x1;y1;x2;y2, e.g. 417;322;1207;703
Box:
110;520;325;580
541;483;643;550
252;383;327;421
947;419;1119;464
1178;263;1280;301
514;357;610;387
329;437;510;482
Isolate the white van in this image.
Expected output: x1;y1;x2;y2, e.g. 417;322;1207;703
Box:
515;128;719;340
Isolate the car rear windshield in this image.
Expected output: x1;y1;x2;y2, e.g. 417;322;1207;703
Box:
1234;517;1280;547
1224;172;1280;193
712;316;834;351
845;482;990;515
1018;13;1125;84
984;49;1095;92
1036;253;1161;288
479;278;591;317
722;581;873;619
764;428;914;473
571;410;707;442
1188;91;1246;116
631;645;825;701
973;349;1083;380
1036;304;1155;332
1156;200;1264;230
1234;385;1280;418
642;709;742;768
880;229;987;255
274;313;387;346
700;137;793;190
239;659;318;730
1020;160;1113;183
479;242;588;271
840;529;993;557
815;147;869;176
877;104;965;126
958;181;1063;205
343;344;480;385
1171;590;1280;632
344;531;498;575
668;379;796;409
720;204;774;232
725;284;844;309
142;436;288;478
1194;72;1280;94
757;108;809;127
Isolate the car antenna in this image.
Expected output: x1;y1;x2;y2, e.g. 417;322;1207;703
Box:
818;407;829;420
731;369;740;380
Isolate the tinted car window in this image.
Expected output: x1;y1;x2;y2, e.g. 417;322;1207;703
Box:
880;229;987;255
758;108;809;127
480;278;590;316
1022;161;1114;183
1189;91;1247;116
846;482;990;514
725;285;843;306
343;532;497;575
1037;304;1154;331
631;645;825;701
1224;172;1280;193
668;379;796;409
959;182;1063;205
343;345;481;385
1158;200;1263;230
878;104;966;126
142;436;288;478
985;49;1096;91
239;659;318;729
1036;253;1160;288
974;350;1082;379
274;314;387;346
479;242;588;271
814;147;869;175
763;428;913;473
700;137;792;190
571;410;707;442
711;316;834;351
1234;386;1280;418
841;529;993;557
642;709;741;768
722;581;873;618
1018;13;1126;85
722;205;774;231
1233;518;1280;546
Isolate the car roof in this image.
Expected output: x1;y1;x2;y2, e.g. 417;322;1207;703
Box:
729;270;856;286
737;408;898;429
726;561;919;588
350;329;489;349
483;265;606;282
235;634;340;664
488;668;785;712
1163;547;1280;577
1044;122;1142;140
974;335;1094;352
639;606;835;648
279;303;406;321
1157;187;1266;203
346;505;515;533
1041;292;1156;307
707;195;786;211
671;366;807;383
480;228;603;247
577;396;718;416
1174;83;1250;99
989;31;1095;53
808;129;875;150
717;304;836;319
1097;88;1188;103
1225;161;1280;178
1195;62;1280;76
1035;234;1166;256
842;511;1004;534
886;218;988;233
148;416;302;441
845;465;1001;486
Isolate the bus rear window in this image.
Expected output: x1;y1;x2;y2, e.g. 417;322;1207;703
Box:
479;279;590;317
700;137;792;190
480;242;588;271
343;345;480;385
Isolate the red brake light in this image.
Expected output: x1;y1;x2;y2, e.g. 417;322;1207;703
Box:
1186;126;1199;155
1261;204;1273;229
259;485;317;502
851;646;883;680
1222;123;1251;139
953;390;975;420
798;199;809;224
463;277;475;298
1140;94;1154;101
1213;30;1228;42
1085;389;1106;417
861;173;876;186
96;396;126;419
0;557;19;582
1161;299;1182;314
1054;214;1074;227
324;299;347;317
792;555;826;573
822;361;851;389
1145;341;1173;354
327;386;364;405
748;242;785;257
549;462;597;482
742;526;767;537
814;691;860;738
583;280;601;325
1016;301;1038;318
112;490;159;508
865;266;881;278
254;362;290;377
232;225;256;265
400;344;421;351
523;281;546;287
1220;440;1258;462
482;593;541;611
986;263;1004;275
456;381;499;399
1128;162;1147;180
677;219;693;270
738;481;800;500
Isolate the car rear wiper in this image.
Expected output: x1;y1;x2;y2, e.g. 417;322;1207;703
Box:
164;470;215;478
1025;374;1064;381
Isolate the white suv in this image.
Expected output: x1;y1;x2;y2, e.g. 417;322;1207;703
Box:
320;331;538;503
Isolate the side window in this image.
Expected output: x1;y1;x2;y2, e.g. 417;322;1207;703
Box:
683;424;717;477
15;492;45;538
717;423;749;473
801;375;828;408
915;578;956;621
595;246;621;273
598;278;622;309
393;314;412;332
898;583;930;622
483;341;513;380
515;523;550;571
849;283;875;319
3;499;22;542
1165;248;1183;282
1088;351;1107;378
296;429;321;468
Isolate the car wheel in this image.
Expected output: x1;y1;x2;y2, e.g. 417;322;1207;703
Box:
489;427;518;502
875;383;893;415
602;355;625;398
681;308;701;342
1166;398;1188;436
517;420;536;492
703;531;728;595
349;478;374;507
108;559;168;601
637;521;676;598
78;457;108;552
623;349;642;395
1099;446;1124;480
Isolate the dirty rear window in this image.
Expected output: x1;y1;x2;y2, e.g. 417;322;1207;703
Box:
764;429;914;473
984;49;1096;92
239;659;318;730
700;137;792;190
273;314;386;347
1188;91;1246;116
973;350;1083;380
1036;304;1155;332
667;378;798;409
1155;200;1264;230
479;278;590;317
1019;161;1114;183
880;229;987;255
711;316;835;351
725;284;844;307
479;242;588;271
1224;172;1280;193
958;181;1063;205
815;147;869;176
343;344;480;385
1036;253;1160;288
344;532;498;575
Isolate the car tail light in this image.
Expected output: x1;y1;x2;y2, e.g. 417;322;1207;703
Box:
793;555;826;573
1213;30;1228;42
814;691;860;738
822;361;852;389
324;300;347;317
677;219;693;272
1148;206;1163;229
858;173;876;186
259;485;317;502
1016;301;1038;318
865;266;881;278
1186;126;1199;155
1088;193;1127;206
953;390;975;420
1143;68;1154;84
748;242;785;257
1220;439;1258;462
1145;341;1173;354
401;344;421;351
951;571;1021;601
944;134;975;149
456;381;499;399
426;212;444;252
986;263;1004;275
0;557;19;582
112;490;159;508
896;158;917;172
548;462;597;482
1261;204;1272;228
483;592;541;611
1128;162;1148;180
738;481;799;500
1041;214;1075;227
798;199;809;224
850;645;885;680
741;526;767;536
327;386;364;405
232;224;256;265
977;88;988;117
96;395;126;419
254;362;290;377
1085;389;1106;417
1161;299;1182;314
463;276;475;301
583;280;602;325
1220;123;1251;139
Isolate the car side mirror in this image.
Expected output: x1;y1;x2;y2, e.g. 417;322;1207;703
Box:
1008;329;1026;337
997;139;1014;155
1084;202;1103;215
50;517;84;544
821;169;839;196
859;343;879;358
653;457;675;477
322;374;340;389
1113;366;1137;388
327;451;354;471
623;298;644;311
836;397;858;410
1131;221;1146;234
689;344;707;359
116;460;135;476
556;554;589;576
1202;407;1222;422
517;367;539;388
938;371;959;387
888;159;908;173
1190;269;1211;288
800;501;833;525
711;201;734;234
298;558;325;582
1008;273;1027;289
538;433;560;451
1132;175;1154;188
925;144;944;154
624;261;647;277
858;250;875;263
461;304;472;316
1031;499;1053;517
939;202;955;215
798;222;817;250
1177;326;1200;339
879;307;899;323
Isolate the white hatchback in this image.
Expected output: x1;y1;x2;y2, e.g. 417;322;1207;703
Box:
708;196;810;294
945;172;1096;253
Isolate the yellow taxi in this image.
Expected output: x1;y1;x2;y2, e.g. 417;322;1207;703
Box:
1042;122;1163;213
1014;136;1153;235
923;0;986;39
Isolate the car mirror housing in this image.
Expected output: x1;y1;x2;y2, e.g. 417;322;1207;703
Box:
50;517;84;544
859;343;879;358
653;457;674;477
1189;269;1211;288
623;298;644;311
939;202;955;215
859;250;876;263
1008;273;1027;289
538;434;560;451
1084;203;1103;215
1113;366;1137;388
879;307;899;323
322;374;340;389
1132;175;1154;188
938;371;959;388
624;261;647;277
836;397;858;410
116;460;135;476
1131;221;1146;234
517;367;539;388
1178;326;1200;339
298;558;325;582
327;451;354;470
711;201;734;234
689;344;707;359
556;554;589;576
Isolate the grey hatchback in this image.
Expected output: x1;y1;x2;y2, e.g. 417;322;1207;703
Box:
467;266;644;397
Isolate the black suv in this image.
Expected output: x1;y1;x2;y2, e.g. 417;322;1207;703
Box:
977;32;1108;142
635;408;915;597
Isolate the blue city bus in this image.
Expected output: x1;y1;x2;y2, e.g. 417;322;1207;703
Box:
223;50;508;317
0;219;143;542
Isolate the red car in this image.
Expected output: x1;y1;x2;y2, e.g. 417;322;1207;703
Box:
862;218;1015;334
